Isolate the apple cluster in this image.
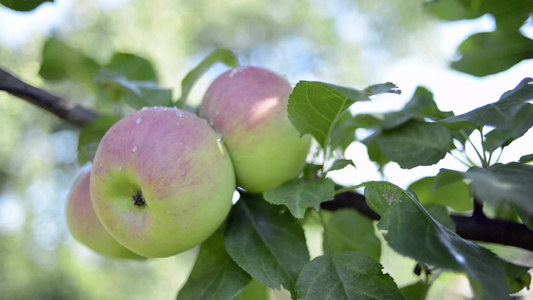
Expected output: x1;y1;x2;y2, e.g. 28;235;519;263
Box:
66;66;311;259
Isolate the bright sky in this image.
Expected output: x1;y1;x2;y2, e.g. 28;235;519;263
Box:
0;0;129;48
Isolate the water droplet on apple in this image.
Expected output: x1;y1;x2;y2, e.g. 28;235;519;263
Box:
229;67;242;78
141;107;150;111
118;166;122;171
217;133;224;142
150;106;167;112
131;146;138;153
176;111;184;118
136;117;142;124
98;164;102;168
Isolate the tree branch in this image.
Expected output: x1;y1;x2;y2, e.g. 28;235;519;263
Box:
0;67;100;127
321;191;533;252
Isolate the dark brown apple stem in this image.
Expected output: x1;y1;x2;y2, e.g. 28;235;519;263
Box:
132;191;146;207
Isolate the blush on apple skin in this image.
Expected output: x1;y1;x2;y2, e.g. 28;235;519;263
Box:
90;107;236;258
200;66;311;193
66;169;145;260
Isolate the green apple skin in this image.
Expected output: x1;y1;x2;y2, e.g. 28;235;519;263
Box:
90;107;236;258
200;66;311;193
66;169;145;260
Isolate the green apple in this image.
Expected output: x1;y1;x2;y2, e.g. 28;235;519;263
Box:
200;66;311;193
66;169;144;259
90;107;236;258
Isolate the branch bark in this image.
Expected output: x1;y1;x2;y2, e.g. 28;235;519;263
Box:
0;67;100;127
322;191;533;252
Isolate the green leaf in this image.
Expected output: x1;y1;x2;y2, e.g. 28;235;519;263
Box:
380;86;452;129
515;204;533;230
234;280;268;300
323;209;381;261
224;194;309;292
263;178;335;219
77;116;121;165
519;154;533;163
365;181;510;300
177;49;238;107
425;0;483;21
176;227;251;300
424;205;456;232
399;281;430;300
434;168;465;189
364;82;401;96
465;162;533;214
363;135;390;169
493;201;519;222
426;0;533;28
501;260;532;294
329;112;382;152
375;120;452;169
512;204;533;230
327;159;355;172
0;0;52;12
106;53;158;82
451;128;475;146
295;252;405;300
427;0;533;76
452;31;533;77
440;78;533;130
484;1;533;30
288;81;400;150
329;111;357;152
123;85;173;109
483;103;533;152
301;164;322;180
351;87;451;131
95;69;173;110
353;113;383;128
408;176;472;212
39;38;101;93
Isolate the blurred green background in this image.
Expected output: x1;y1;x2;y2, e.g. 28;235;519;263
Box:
0;0;532;299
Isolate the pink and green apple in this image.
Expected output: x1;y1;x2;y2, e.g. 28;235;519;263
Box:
66;169;144;259
90;107;236;258
200;66;311;193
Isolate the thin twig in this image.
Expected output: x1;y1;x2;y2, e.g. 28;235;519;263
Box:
0;67;100;127
479;129;488;167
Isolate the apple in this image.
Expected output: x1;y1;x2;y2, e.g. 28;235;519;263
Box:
66;169;144;259
90;107;236;258
200;66;311;193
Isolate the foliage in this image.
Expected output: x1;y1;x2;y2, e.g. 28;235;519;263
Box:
0;0;52;12
176;226;251;300
32;42;533;298
2;1;533;299
426;0;533;76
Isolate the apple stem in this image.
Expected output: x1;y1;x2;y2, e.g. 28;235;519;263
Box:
132;191;146;207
